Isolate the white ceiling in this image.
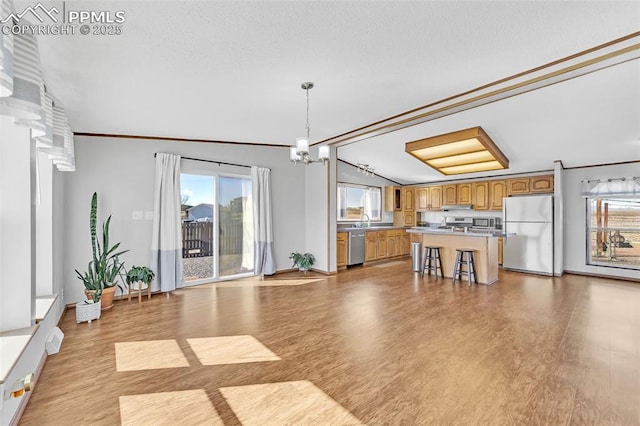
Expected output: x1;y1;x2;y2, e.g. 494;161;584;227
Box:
26;1;640;183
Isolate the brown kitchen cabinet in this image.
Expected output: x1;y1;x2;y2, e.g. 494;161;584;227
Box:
489;180;506;211
404;212;416;227
400;232;410;255
384;186;394;212
337;232;348;267
508;176;554;196
416;187;429;211
498;237;503;265
365;232;377;262
376;232;387;259
508;178;531;195
386;231;398;257
457;183;472;204
429;186;443;210
470;182;489;210
403;187;415;211
530;175;554;193
443;184;457;205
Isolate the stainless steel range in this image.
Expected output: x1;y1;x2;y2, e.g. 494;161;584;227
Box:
440;216;501;232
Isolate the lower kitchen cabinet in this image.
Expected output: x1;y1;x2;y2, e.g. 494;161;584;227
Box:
498;237;503;265
337;232;348;267
365;232;377;262
362;230;411;263
376;232;387;259
400;232;410;255
386;232;398;257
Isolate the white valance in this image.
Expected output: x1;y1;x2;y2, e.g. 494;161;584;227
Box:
0;1;75;171
581;177;640;198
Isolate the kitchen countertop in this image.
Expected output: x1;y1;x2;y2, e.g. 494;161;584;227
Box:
407;227;515;238
337;225;410;232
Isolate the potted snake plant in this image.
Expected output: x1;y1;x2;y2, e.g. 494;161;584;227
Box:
75;192;128;310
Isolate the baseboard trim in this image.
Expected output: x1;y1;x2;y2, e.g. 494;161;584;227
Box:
9;352;47;426
564;270;640;283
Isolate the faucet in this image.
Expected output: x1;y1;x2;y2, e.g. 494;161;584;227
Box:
360;213;370;228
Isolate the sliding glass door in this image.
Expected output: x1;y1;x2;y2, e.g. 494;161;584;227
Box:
180;171;253;286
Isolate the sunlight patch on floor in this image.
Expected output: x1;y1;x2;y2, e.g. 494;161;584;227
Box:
187;335;280;366
219;380;364;426
214;278;324;287
373;260;406;268
119;389;223;426
115;340;189;372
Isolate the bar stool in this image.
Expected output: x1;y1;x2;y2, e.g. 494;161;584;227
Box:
421;246;443;278
452;248;477;286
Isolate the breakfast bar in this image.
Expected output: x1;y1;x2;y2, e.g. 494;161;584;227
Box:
407;228;500;285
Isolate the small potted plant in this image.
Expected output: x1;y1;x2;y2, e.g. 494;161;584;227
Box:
75;289;102;323
289;252;315;273
126;266;155;302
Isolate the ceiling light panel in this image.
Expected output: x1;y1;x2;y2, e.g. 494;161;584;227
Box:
405;127;508;175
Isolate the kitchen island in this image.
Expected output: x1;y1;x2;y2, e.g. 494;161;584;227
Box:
407;228;501;285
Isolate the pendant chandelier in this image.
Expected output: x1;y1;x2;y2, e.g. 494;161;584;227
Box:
290;82;329;165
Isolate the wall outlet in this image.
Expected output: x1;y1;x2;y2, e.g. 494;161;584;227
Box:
132;211;143;220
144;211;154;220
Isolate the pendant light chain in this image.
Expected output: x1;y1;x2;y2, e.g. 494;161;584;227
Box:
305;85;311;139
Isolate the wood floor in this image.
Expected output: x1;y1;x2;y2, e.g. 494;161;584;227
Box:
20;260;640;425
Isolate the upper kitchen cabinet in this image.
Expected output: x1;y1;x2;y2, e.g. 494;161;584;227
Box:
488;180;507;211
471;181;489;210
507;178;530;195
384;186;403;212
457;183;472;204
443;184;457;205
507;176;554;196
403;187;415;212
530;175;554;193
429;186;443;210
416;187;429;211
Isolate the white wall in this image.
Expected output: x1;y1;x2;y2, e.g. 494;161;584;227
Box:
52;169;65;298
0;117;34;331
304;146;330;272
337;160;396;223
563;161;640;280
36;152;54;296
63;136;306;304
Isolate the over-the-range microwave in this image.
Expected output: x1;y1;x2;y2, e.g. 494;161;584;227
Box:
472;217;501;229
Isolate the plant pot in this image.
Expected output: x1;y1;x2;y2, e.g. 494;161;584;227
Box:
85;286;117;310
100;286;116;310
76;301;101;323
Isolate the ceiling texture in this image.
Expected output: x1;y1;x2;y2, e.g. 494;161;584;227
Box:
28;1;640;184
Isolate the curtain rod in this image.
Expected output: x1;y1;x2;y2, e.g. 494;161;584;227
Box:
153;153;255;169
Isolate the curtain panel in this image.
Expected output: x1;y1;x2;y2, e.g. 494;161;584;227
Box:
151;153;183;291
251;166;276;275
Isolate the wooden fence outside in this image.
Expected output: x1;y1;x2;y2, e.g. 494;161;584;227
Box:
182;221;243;258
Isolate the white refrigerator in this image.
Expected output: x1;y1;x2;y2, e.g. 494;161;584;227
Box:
503;195;554;275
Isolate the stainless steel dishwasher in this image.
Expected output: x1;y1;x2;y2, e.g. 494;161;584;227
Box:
348;231;366;265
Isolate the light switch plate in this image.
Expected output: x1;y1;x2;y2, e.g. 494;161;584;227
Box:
144;211;154;220
132;211;143;220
